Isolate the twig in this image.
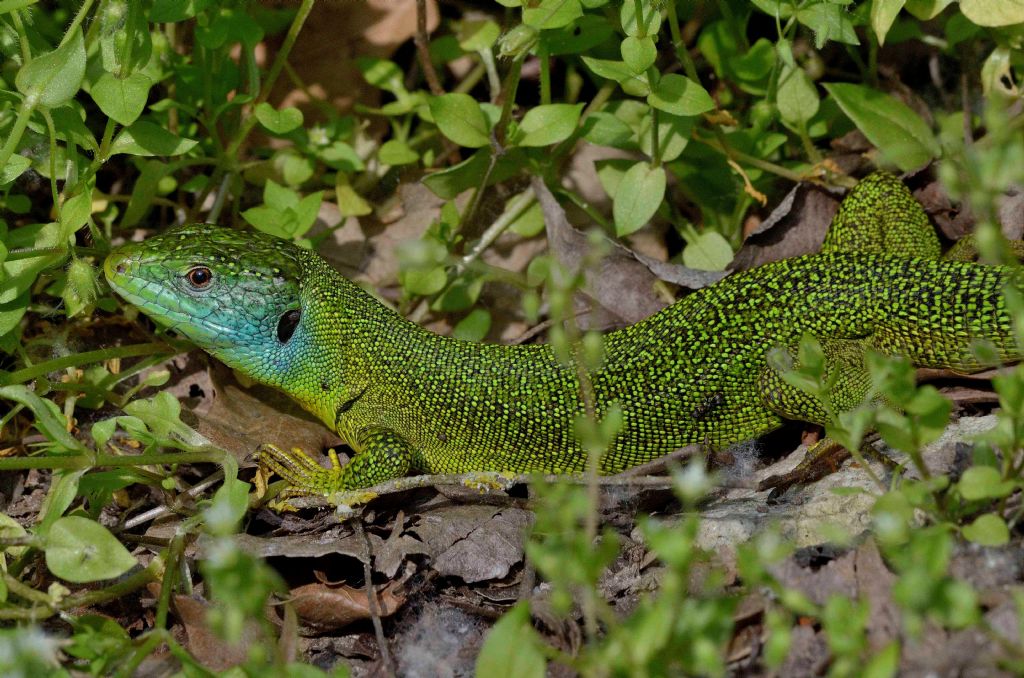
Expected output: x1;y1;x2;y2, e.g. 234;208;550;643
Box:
617;445;703;477
278;469;760;511
123;470;225;530
415;0;443;95
510;319;555;346
357;521;396;678
453;190;536;277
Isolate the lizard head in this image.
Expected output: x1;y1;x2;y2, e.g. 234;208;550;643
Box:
104;224;309;384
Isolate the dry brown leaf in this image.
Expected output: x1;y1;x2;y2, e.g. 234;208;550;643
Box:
187;362;340;464
730;182;840;272
851;538;899;652
532;178;724;328
778;624;828;677
431;509;533;583
288;580;405;634
407;504;532;583
270;0;439;114
173;595;266;671
321;182;446;288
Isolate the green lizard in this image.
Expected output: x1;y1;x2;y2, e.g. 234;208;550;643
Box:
103;173;1021;498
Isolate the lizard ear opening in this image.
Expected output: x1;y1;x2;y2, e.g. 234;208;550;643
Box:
277;309;301;343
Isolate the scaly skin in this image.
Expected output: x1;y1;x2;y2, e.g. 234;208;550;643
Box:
103;173;1021;495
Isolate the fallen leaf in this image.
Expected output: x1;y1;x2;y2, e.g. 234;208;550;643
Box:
532;177;724;327
432;509;533;583
730;182;840;271
190;362;340;464
288;580;405;634
173;595;265;671
270;0;439;114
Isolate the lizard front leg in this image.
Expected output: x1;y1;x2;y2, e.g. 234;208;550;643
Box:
258;426;413;497
755;337;877;498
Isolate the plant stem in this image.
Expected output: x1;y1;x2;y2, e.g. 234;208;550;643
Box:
223;0;315;163
415;0;443;95
0;449;226;472
0;342;172;386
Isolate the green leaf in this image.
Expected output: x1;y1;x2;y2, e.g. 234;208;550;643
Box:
403;266;448;296
65;615;131;664
357;57;407;96
50;104;98;152
523;0;582;29
904;0;954;19
453;308;491;341
123;160;171;228
620;0;661;36
595;158;633;199
0;385;86;453
475;602;546;678
204;476;250;537
421;147;523;200
319;141;365;172
151;0;213;22
962;513;1010;546
429;93;491;148
110;121;198;157
582;56;652;96
958;466;1015;500
510;200;545;237
515;103;582;147
37;469;86;536
796;3;860;48
824;83;939;171
90;72;151;126
682;231;734;271
581;111;633;147
731;38;776;84
639;111;696;163
91;418;117;450
621;35;657;74
960;0;1024;26
378;140;420;166
863;641;900;678
647;74;714;116
44;516;137;583
458;19;501;52
0;155;31;185
122;391;211;450
59;190;92;236
336;181;372;217
16;29;86;109
290;191;325;238
871;0;907;45
541;14;613;55
612;162;665;236
0;1;39;15
777;66;819;127
254;102;303;134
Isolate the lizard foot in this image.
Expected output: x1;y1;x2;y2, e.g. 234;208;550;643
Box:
256;443;344;498
758;438;851;502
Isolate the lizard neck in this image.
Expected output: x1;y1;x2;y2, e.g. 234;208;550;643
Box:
268;251;447;430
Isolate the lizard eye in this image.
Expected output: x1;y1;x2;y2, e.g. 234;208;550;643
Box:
186;266;213;289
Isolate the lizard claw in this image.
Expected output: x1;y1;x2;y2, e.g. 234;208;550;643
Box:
757;439;851;502
256;443;342;497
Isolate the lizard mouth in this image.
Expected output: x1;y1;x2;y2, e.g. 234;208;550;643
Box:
103;247;146;309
